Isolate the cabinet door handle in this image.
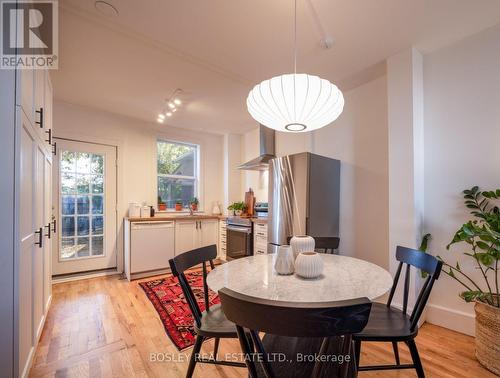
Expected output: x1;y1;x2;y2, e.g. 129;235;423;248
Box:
257;232;265;236
44;223;51;239
52;141;56;155
34;227;43;248
52;219;57;233
195;221;198;229
200;221;202;230
35;107;44;128
45;128;52;144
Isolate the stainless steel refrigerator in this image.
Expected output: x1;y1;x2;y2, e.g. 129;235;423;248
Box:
268;152;340;254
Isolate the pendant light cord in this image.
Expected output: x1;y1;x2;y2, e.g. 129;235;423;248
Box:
294;0;297;75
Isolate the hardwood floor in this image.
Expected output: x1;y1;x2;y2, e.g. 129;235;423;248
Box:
30;274;495;378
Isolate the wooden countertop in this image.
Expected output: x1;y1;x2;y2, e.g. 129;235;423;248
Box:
251;217;268;222
126;215;225;222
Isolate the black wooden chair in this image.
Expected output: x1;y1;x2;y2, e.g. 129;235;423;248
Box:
314;236;340;254
168;245;245;378
219;287;372;378
286;236;340;254
353;245;443;378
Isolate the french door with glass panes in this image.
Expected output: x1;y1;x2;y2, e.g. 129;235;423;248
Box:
52;139;117;275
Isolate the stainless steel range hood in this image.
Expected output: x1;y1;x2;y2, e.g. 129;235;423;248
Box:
238;125;276;171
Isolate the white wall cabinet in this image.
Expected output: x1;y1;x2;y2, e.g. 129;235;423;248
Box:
15;69;54;377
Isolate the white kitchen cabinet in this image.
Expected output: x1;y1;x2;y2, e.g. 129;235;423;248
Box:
175;220;199;255
14;70;53;376
200;219;219;248
18;113;36;378
218;219;227;260
253;220;268;255
175;219;220;256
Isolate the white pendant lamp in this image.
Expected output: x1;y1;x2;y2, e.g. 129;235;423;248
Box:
246;0;344;133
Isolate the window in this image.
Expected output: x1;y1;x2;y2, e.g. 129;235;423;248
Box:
60;151;105;259
157;140;199;209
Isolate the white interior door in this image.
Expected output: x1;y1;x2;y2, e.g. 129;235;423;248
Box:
52;139;117;275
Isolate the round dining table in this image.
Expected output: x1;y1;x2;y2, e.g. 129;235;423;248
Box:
207;253;393;303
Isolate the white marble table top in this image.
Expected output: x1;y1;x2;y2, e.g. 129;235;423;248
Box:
207;254;393;303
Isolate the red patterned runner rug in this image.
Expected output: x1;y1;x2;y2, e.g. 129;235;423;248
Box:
139;271;220;350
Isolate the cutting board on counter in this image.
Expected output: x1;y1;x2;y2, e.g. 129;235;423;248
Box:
245;188;255;216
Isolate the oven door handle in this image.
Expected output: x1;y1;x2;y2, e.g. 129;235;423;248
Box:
227;225;252;234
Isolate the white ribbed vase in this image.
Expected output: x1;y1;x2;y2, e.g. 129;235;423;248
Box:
290;235;315;259
295;252;324;279
274;245;295;275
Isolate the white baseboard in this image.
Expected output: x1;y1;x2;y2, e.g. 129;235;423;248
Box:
426;304;475;336
52;269;122;284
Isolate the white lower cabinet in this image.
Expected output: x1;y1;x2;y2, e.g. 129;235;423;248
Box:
175;219;219;255
253;220;268;255
174;221;198;255
200;219;219;248
124;218;222;281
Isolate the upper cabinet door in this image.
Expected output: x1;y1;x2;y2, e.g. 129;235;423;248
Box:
34;69;46;136
18;68;36;126
200;219;219;248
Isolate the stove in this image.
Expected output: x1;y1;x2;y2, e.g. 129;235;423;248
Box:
226;216;253;260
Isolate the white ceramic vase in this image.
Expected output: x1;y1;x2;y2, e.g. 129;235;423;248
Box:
290;235;315;259
295;252;324;279
274;245;295;275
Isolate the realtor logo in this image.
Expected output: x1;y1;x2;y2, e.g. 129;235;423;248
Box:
1;0;58;69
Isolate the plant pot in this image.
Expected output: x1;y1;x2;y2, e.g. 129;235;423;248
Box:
475;299;500;375
191;203;198;211
290;235;315;259
175;204;183;211
295;252;323;279
235;210;243;216
158;203;166;211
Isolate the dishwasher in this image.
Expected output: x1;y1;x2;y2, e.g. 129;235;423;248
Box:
130;221;175;277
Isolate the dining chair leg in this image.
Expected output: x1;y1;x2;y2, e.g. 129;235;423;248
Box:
354;340;361;369
186;335;204;378
339;335;352;378
392;341;400;365
406;339;425;378
213;337;220;358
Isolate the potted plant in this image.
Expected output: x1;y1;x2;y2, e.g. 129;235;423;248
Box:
190;197;199;212
158;196;166;211
438;186;500;375
227;201;246;216
175;200;183;212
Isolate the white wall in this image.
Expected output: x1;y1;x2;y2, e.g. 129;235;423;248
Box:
313;76;389;268
423;24;500;335
386;48;425;310
53;101;225;270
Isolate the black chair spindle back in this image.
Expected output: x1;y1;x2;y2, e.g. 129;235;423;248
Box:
169;244;217;328
386;246;443;331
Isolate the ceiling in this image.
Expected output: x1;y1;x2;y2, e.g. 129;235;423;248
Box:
53;0;500;134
